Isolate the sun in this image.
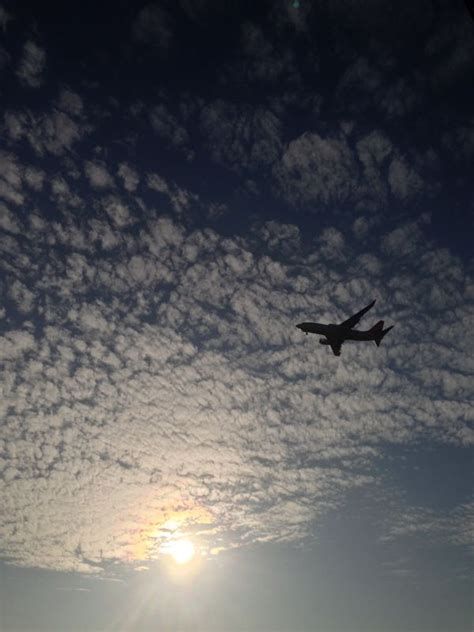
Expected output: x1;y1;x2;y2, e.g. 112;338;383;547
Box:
167;539;195;565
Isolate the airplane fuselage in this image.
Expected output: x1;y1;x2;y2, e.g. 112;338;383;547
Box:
296;322;378;342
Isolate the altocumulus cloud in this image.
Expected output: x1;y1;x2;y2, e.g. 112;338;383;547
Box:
273;128;427;211
0;172;472;574
16;40;46;88
3;87;90;157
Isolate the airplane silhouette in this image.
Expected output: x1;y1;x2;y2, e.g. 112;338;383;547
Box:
296;299;393;356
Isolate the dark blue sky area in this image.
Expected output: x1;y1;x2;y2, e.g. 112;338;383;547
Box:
2;0;473;254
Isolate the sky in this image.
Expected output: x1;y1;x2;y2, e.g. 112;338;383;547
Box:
0;0;473;630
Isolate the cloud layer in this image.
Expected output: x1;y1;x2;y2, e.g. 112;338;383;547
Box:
0;0;472;586
1;176;472;573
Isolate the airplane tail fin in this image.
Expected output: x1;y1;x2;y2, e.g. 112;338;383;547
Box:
370;321;394;347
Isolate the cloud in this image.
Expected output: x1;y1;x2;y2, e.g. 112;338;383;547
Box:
58;89;83;116
200;101;282;172
147;172;168;194
24;166;45;191
259;221;301;255
0;152;45;207
147;172;199;213
4;107;88;156
84;161;114;189
273;132;358;208
318;227;346;261
0;151;25;205
355;130;393;209
0;203;21;233
381;500;474;553
388;156;424;200
3;88;89;158
8;279;35;314
101;195;132;228
379;78;419;118
273;129;428;210
0;196;472;574
117;163;139;192
51;175;82;208
149;104;194;160
16;40;46;88
0;2;471;594
335;56;421;120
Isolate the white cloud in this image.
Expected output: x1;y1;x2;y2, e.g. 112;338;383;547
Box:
84;161;114;189
147;173;199;213
200;101;282;172
101;195;132;228
0;204;472;576
260;221;301;255
147;173;168;193
58;89;83;116
273;132;357;207
352;216;370;240
318;227;346;261
381;500;474;553
388;156;424;200
0;153;46;206
381;223;422;258
24;166;45;191
117;163;139;192
0;151;24;205
51;176;81;207
0;203;21;233
9;279;35;313
4;109;87;156
16;40;46;88
274;129;427;210
150;104;194;160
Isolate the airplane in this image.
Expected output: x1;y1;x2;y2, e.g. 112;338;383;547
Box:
296;299;394;356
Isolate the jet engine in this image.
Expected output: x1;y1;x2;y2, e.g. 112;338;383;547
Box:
319;338;330;345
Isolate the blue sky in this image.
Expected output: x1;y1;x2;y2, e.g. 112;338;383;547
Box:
0;1;473;630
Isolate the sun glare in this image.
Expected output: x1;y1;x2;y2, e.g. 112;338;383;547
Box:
167;539;195;565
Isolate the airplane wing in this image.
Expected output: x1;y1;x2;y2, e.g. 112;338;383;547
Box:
339;299;376;330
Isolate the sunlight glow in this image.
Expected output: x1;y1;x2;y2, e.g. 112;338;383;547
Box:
167;539;195;565
131;501;214;563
